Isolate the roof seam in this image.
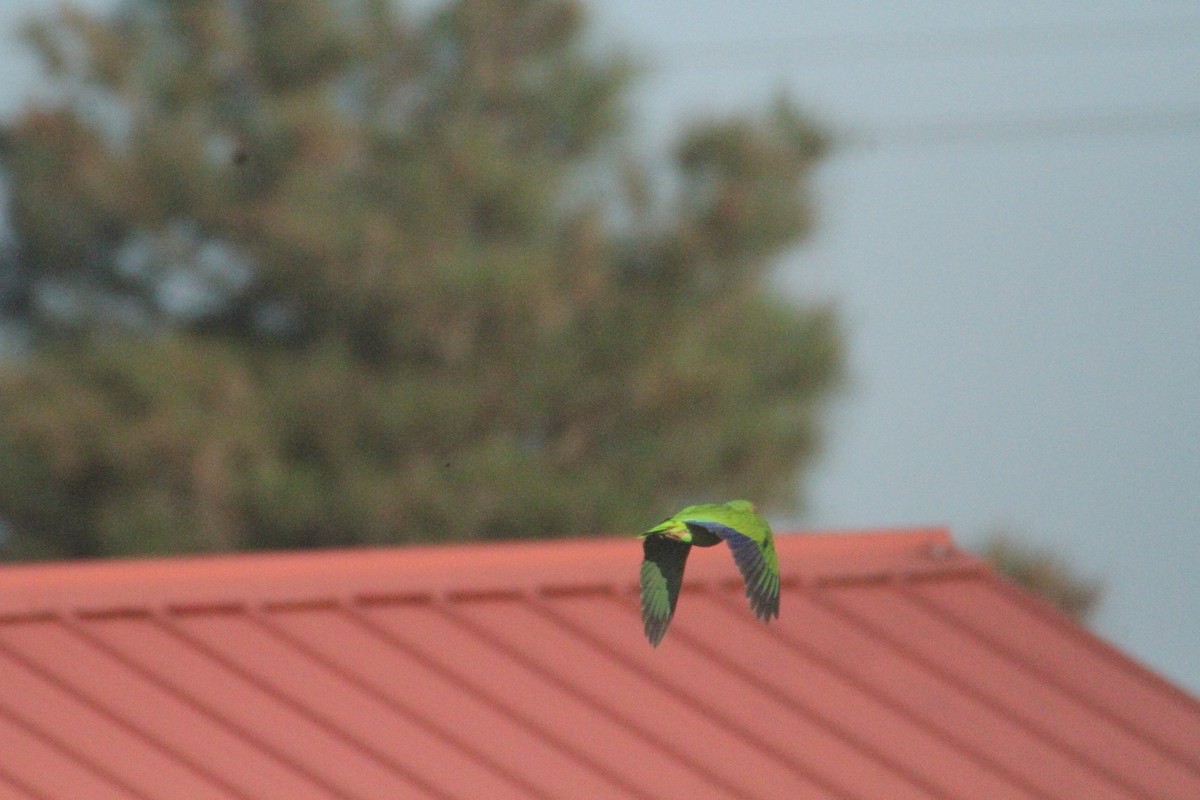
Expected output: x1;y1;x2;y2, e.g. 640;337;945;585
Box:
990;574;1200;726
817;586;1149;799
655;589;966;799
68;612;355;800
244;607;557;800
0;611;60;625
153;611;458;800
338;602;656;800
523;592;863;800
0;764;52;800
774;588;1060;800
0;648;162;800
692;590;964;800
926;577;1200;776
54;614;301;800
433;600;761;800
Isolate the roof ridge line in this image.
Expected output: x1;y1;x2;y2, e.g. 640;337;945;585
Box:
0;529;970;620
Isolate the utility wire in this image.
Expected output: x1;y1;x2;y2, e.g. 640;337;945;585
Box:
648;18;1200;72
637;18;1200;146
849;108;1200;148
652;17;1200;68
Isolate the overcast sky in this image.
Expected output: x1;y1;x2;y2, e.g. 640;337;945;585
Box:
2;1;1198;694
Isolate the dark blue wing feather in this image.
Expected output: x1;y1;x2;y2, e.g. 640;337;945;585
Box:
687;521;780;622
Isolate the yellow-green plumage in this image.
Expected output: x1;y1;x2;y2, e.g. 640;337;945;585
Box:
638;499;780;646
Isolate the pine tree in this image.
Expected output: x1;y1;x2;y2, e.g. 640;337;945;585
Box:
0;0;841;559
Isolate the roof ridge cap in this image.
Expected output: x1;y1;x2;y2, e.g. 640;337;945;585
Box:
0;528;974;619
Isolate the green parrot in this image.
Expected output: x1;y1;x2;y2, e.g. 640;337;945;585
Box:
638;499;780;646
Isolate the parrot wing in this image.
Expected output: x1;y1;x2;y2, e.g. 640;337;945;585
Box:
640;536;691;646
686;520;780;622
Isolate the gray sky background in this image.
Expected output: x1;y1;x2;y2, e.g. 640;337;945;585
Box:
2;1;1197;693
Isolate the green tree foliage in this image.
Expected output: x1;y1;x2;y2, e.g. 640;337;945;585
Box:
981;531;1104;623
0;0;841;559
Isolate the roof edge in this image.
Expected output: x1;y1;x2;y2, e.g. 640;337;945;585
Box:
0;528;979;618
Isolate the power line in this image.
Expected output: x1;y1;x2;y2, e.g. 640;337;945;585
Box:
653;17;1200;69
844;108;1200;148
633;18;1200;147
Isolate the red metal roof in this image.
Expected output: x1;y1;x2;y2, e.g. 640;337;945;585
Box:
0;528;1196;800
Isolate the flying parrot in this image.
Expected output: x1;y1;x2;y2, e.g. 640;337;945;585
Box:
638;499;780;646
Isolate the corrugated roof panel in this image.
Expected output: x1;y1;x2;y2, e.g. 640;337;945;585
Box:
450;593;834;799
0;705;144;800
544;588;942;800
80;614;382;800
720;587;1047;800
360;599;710;800
0;530;1197;800
912;576;1200;767
0;767;43;800
817;580;1166;800
264;605;627;800
0;618;247;800
828;581;1194;799
357;600;718;799
177;610;537;800
0;625;249;800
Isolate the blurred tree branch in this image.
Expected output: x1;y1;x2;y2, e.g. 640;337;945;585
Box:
0;0;841;558
981;531;1104;623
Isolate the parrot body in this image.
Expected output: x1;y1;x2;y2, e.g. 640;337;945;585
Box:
639;499;780;646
